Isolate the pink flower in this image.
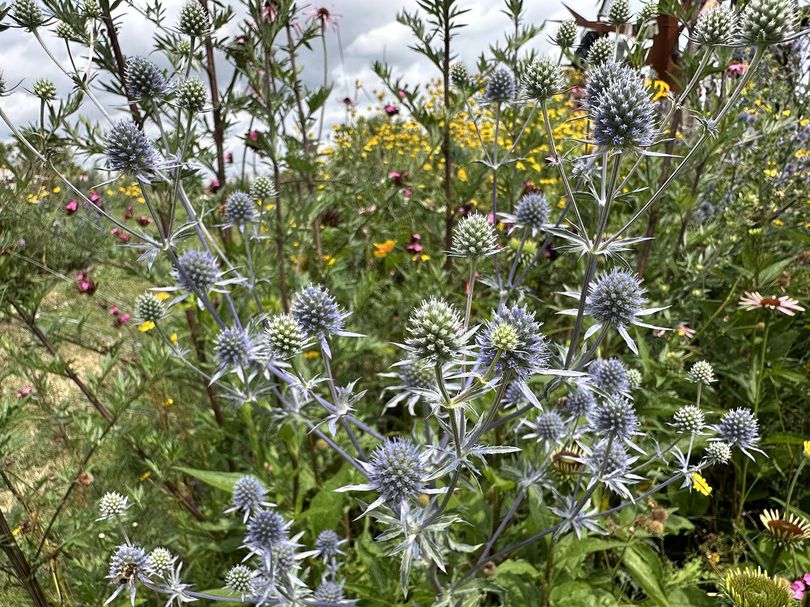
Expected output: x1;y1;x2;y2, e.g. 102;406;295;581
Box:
137;215;152;226
65;199;78;214
306;6;341;31
208;178;221;194
402;187;412;198
739;291;805;316
124;206;134;220
17;385;33;398
727;63;747;77
384;104;399;116
791;580;804;600
803;573;810;585
225;152;233;163
248;130;259;141
89;191;101;203
675;324;695;340
398;89;406;98
75;271;97;295
114;313;131;327
109;306;119;316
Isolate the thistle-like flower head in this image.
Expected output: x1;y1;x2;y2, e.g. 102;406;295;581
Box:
523;410;565;444
32;79;56;101
626;368;643;390
739;0;798;45
450;214;498;258
264;314;307;360
589;396;639;440
13;0;44;30
224;191;257;227
173;249;220;293
98;491;129;520
521;58;563;101
688;360;716;384
586;269;648;327
513;192;550;233
586;37;615;66
314;580;346;605
225;564;257;596
244;509;290;555
405;297;466;362
226;475;273;522
105;120;158;176
566;385;596;417
555;19;577;48
136;292;166;323
671;405;705;435
695;6;739;46
291;284;347;340
588;358;629;395
638;1;658;23
177;78;206;112
106;544;149;606
148;547;174;576
608;0;632;25
125;56;168;100
711;407;762;459
484;67;516;103
721;567;794;607
591;68;656;148
251;176;277;200
585;60;626;107
704;441;732;465
178;0;211;37
369;438;426;506
398;358;435;391
214;328;254;370
477;305;549;380
315;529;345;559
587;439;630;476
450;63;472;89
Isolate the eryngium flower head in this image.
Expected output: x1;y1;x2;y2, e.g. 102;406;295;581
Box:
608;0;631;25
514;192;550;232
214;328;254;367
227;475;271;521
555;19;577;48
688;360;716;384
626;368;642;390
245;509;289;553
33;79;56;101
587;439;630;475
638;1;658;23
173;249;220;292
399;358;435;391
721;568;794;607
477;305;549;380
178;0;210;37
315;529;344;559
586;36;615;66
450;63;472;88
13;0;44;30
406;298;465;362
224;191;256;227
291;284;346;339
314;581;346;605
451;214;498;258
251;176;276;200
55;21;76;39
369;438;426;505
585;60;625;107
148;547;174;575
136;292;166;322
105;120;158;176
264;314;306;359
591;69;655;148
125;56;168;100
695;6;739;46
177;78;206;111
739;0;798;45
225;565;256;595
587;269;647;327
712;407;761;457
84;0;101;18
566;385;596;417
588;358;629;395
589;396;638;439
98;491;129;520
704;441;732;465
526;411;565;443
484;67;516;103
106;544;148;605
672;405;704;435
522;59;562;101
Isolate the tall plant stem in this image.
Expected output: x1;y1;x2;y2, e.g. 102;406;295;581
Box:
0;509;51;607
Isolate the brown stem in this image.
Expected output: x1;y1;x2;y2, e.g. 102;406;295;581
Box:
98;0;142;123
199;0;226;187
184;309;225;426
0;509;51;607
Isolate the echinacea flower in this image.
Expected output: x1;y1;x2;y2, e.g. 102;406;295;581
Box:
760;509;810;545
721;567;794;607
738;291;805;316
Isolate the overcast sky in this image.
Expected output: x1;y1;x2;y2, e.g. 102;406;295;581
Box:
0;0;597;168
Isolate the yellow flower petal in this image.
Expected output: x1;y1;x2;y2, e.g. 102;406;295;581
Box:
169;333;178;345
691;472;713;496
155;292;170;301
138;321;156;332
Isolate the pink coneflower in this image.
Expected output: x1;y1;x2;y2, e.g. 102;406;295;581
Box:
738;291;805;316
307;6;341;31
65;199;78;214
726;62;747;77
398;89;407;98
384;104;399;116
17;385;33;398
89;191;103;209
402;188;412;198
791;579;804;600
675;324;695;340
388;170;409;187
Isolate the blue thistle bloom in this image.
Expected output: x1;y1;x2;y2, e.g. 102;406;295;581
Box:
523;410;565;445
710;407;763;460
214;327;254;368
589;395;639;440
105;120;158;176
585;60;626;107
369;438;426;506
291;284;347;343
243;510;290;566
587;269;647;328
106;544;149;606
314;580;346;605
484;67;516;103
125;56;168;100
477;305;549;380
566;385;596;417
584;439;642;498
172;249;221;293
508;192;550;235
588;358;629;395
225;475;274;522
224;191;257;228
315;529;345;560
591;67;656;148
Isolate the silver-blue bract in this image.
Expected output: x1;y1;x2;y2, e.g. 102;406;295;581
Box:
105;120;158;176
244;510;289;554
586;269;647;327
291;284;346;339
224;191;257;227
477;305;549;380
314;580;346;604
584;61;625;108
228;475;271;522
106;544;149;606
173;249;220;292
591;67;655;148
514;192;550;233
125;56;169;100
589;396;639;440
369;438;426;506
405;298;465;362
530;411;565;442
484;67;516;103
588;358;629;395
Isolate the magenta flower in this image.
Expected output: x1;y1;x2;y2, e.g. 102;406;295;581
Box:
226;152;233;163
137;215;152;226
403;187;412;198
65;199;78;214
384;104;399;116
727;62;747;77
17;385;33;398
75;271;97;295
208;178;221;193
791;580;804;600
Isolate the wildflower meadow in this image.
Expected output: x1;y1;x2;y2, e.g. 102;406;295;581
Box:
0;0;809;605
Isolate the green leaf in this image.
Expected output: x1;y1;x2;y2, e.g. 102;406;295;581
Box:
174;466;247;492
763;432;808;446
622;544;670;607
